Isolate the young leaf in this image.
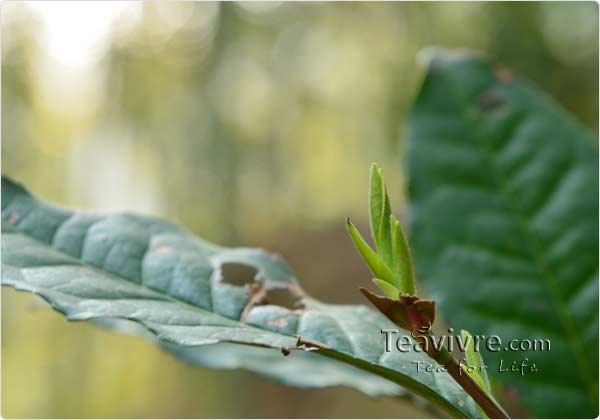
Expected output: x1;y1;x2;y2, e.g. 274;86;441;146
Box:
372;278;400;299
346;218;395;286
461;330;492;419
390;215;415;295
369;163;384;244
369;163;393;267
1;176;481;419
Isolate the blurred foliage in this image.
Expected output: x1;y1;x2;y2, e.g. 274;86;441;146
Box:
1;2;597;418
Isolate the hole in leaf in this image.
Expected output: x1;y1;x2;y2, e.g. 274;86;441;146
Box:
220;263;258;286
264;288;301;310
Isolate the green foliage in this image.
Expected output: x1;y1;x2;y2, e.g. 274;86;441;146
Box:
348;164;416;297
372;277;401;299
461;330;492;419
357;162;506;418
461;330;492;396
1;176;480;419
3;42;597;418
369;163;394;267
407;50;598;418
346;218;396;293
390;215;416;295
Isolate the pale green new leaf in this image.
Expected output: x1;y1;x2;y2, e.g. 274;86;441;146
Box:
390;215;415;295
373;277;400;299
346;218;395;286
369;163;393;267
461;330;492;418
460;330;491;395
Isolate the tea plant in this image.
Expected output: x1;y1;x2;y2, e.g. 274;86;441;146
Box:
348;163;506;418
2;50;597;418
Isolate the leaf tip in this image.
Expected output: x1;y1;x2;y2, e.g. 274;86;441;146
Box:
370;161;383;179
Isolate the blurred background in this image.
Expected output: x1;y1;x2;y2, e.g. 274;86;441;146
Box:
1;1;598;418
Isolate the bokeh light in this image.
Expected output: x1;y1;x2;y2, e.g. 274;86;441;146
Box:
2;2;597;418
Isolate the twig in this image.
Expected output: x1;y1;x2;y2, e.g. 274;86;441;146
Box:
443;355;509;419
361;288;509;418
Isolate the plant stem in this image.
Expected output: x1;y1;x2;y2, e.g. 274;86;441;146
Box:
403;313;509;417
442;355;509;419
409;328;509;418
359;288;510;418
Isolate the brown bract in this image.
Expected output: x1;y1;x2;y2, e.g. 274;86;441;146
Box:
359;288;435;332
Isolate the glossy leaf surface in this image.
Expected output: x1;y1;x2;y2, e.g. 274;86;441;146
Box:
407;50;598;418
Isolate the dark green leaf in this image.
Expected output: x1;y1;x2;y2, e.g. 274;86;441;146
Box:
407;49;598;418
2;176;480;418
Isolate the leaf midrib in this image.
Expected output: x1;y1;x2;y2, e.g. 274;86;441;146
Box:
2;217;472;419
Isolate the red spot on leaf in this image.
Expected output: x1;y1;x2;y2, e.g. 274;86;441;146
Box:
7;212;20;225
154;245;171;254
267;317;289;328
495;66;513;82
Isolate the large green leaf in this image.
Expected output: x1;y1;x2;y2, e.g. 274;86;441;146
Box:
94;317;403;398
1;176;479;418
407;50;598;418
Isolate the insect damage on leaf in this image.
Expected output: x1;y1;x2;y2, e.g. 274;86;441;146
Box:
0;175;485;418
